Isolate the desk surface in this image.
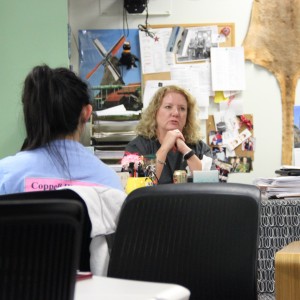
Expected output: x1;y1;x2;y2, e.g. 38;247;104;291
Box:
74;276;190;300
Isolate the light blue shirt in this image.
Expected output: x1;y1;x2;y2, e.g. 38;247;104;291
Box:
0;139;123;194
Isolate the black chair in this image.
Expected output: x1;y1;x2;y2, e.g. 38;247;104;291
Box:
107;183;261;300
0;189;92;272
0;197;83;300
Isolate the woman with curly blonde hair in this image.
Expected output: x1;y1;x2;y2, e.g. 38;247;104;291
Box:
125;85;212;184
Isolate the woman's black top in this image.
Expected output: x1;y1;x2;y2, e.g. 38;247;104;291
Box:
125;135;213;184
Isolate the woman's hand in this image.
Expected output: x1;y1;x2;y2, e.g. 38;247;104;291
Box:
155;129;186;180
176;136;191;154
159;129;191;156
160;129;185;153
175;131;202;173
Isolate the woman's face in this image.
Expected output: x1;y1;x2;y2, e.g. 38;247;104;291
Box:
156;91;188;134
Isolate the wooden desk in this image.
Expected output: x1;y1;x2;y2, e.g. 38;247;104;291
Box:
74;276;190;300
275;241;300;300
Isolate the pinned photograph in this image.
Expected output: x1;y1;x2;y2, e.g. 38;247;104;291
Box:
227;128;252;151
231;156;252;173
176;26;219;63
242;137;255;151
212;146;226;162
209;130;223;146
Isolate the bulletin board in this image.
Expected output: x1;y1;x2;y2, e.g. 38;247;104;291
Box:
142;23;235;86
206;114;254;160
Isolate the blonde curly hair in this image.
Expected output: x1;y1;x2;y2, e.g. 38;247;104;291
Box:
136;85;202;144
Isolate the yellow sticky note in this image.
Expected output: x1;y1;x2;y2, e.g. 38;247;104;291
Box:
214;91;228;103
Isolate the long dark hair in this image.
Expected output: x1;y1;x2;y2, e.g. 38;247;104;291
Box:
22;64;91;150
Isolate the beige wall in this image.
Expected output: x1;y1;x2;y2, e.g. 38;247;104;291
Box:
3;0;298;183
68;0;300;184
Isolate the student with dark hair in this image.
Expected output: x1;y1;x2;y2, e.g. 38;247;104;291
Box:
0;65;123;194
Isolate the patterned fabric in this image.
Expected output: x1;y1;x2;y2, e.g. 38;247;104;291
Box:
257;198;300;297
258;293;275;300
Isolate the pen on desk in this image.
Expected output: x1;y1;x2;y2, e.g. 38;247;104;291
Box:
128;162;135;177
137;163;145;177
76;271;93;281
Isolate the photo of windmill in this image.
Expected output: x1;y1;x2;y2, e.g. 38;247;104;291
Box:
79;29;142;146
79;29;142;112
86;35;125;85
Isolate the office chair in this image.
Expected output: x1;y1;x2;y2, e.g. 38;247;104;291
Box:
0;197;83;300
0;189;91;272
107;183;261;300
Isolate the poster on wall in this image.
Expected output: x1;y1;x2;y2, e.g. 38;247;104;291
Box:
294;106;300;148
293;106;300;165
78;29;142;112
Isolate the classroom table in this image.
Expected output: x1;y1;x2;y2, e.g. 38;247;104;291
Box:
74;276;191;300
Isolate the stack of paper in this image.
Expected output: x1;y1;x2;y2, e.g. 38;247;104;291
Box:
93;143;127;172
254;174;300;199
92;105;140;143
94;150;125;160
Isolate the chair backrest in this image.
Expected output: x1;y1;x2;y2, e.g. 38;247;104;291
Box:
107;183;261;300
0;196;83;300
0;189;91;271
